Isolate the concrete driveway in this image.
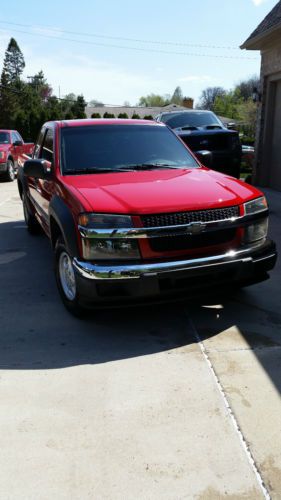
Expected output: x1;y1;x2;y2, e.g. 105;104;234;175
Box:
0;181;280;499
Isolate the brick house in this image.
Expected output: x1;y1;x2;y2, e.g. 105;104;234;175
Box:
241;0;281;191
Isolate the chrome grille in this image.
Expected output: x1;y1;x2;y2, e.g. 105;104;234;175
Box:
141;206;239;228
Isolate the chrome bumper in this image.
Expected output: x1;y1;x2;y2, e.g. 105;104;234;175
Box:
73;241;276;281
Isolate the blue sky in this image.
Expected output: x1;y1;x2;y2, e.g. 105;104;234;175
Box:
0;0;278;106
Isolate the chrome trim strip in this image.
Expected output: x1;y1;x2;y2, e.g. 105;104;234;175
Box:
72;241;269;280
78;210;268;240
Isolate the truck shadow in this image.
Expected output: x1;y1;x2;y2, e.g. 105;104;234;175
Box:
0;218;280;401
0;219;199;370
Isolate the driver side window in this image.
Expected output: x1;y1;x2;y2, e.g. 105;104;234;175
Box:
41;129;54;164
34;128;46;159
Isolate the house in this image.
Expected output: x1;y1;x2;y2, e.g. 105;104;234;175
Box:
241;0;281;191
85;101;193;120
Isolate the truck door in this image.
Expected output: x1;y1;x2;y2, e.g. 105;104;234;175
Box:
30;128;55;235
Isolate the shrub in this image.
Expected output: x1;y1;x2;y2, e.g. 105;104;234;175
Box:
103;112;115;118
143;115;154;120
132;113;140;119
91;113;101;118
118;113;128;118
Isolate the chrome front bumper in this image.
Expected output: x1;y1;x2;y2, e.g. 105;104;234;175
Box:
73;240;276;281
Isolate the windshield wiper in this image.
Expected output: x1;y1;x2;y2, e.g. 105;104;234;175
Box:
65;167;133;174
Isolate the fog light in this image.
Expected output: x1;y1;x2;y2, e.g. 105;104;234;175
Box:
82;238;140;260
243;218;268;244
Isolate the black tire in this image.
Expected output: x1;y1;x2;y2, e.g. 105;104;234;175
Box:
54;236;84;317
4;159;15;182
22;193;42;235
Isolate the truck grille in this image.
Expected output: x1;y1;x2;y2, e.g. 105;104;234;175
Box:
141;206;239;228
149;229;236;253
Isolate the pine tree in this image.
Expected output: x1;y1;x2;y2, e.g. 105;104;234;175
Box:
2;38;25;84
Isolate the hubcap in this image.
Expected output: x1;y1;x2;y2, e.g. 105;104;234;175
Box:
59;251;76;301
8;163;15;180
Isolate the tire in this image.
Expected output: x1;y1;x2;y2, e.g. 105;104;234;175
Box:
22;193;42;235
54;236;84;317
4;159;15;182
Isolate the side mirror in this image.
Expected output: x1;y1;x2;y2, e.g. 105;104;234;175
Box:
195;150;212;168
13;140;23;146
23;159;52;179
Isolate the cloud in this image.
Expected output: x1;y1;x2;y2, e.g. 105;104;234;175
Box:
251;0;268;6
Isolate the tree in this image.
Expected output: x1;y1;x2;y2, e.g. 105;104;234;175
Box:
171;86;183;105
89;99;104;107
197;87;226;110
213;91;243;119
234;75;260;101
138;93;170;107
1;38;25;84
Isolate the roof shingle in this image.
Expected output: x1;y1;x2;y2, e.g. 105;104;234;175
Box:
242;0;281;48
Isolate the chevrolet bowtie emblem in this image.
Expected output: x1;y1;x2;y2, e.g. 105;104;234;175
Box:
186;222;206;234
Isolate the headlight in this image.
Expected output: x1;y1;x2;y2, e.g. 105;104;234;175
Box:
78;213;140;260
82;238;140;260
78;213;133;229
243;218;268;244
244;196;268;215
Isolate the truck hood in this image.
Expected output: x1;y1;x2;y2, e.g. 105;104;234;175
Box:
62;168;262;214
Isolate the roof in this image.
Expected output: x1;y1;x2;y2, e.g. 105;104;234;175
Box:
241;0;281;49
50;118;163;128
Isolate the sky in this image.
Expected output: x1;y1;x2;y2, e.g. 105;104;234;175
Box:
0;0;278;106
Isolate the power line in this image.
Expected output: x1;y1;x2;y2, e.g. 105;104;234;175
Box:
0;26;258;61
0;19;240;50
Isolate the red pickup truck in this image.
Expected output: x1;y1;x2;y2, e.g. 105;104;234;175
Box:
18;119;277;315
0;129;34;181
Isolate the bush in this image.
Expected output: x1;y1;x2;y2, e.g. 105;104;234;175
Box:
132;113;140;119
91;113;101;118
103;112;115;118
143;115;154;120
118;113;128;118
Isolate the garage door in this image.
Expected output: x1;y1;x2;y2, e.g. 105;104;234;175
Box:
269;80;281;191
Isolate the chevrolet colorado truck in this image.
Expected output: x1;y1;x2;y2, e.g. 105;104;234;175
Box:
0;129;34;181
155;110;242;179
18;119;277;315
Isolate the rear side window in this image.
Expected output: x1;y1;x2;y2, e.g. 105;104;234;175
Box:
34;128;45;158
41;129;54;163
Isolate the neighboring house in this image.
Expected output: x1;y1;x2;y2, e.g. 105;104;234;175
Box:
241;0;281;191
85;101;193;120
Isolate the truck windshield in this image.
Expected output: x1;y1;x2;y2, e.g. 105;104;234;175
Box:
60;125;199;174
161;112;223;129
0;132;10;144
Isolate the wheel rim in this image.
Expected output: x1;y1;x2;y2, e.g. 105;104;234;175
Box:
59;251;77;301
8;163;15;180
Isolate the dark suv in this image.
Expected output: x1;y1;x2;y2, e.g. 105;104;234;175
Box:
155;110;241;178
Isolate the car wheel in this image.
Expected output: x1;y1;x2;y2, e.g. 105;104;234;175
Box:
55;237;84;317
4;160;15;182
22;193;42;234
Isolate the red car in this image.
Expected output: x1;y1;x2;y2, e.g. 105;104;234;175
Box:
18;119;277;315
0;129;34;182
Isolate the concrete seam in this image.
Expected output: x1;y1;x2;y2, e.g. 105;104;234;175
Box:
185;313;271;500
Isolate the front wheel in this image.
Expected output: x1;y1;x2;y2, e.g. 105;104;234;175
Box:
55;237;84;317
4;160;15;182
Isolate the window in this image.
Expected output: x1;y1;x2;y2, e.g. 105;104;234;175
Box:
15;132;23;143
60;125;199;173
0;132;10;144
11;132;18;144
34;128;46;159
41;129;54;163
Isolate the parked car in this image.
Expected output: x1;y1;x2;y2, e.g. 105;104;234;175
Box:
0;130;34;182
155;110;242;178
18;119;276;315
